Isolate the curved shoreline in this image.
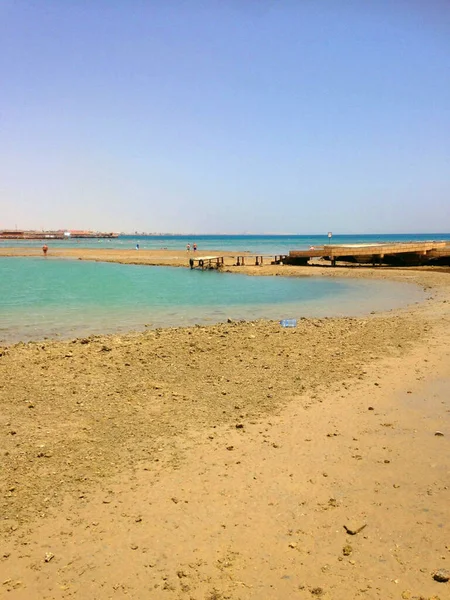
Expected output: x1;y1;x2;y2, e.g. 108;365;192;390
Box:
0;248;441;346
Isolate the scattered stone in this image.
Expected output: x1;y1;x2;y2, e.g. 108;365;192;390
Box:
235;424;244;429
310;587;324;596
433;568;450;582
344;523;367;535
288;542;297;549
401;590;411;599
130;544;138;550
171;497;179;504
44;552;54;563
343;545;352;556
226;446;234;451
368;406;374;411
435;431;444;437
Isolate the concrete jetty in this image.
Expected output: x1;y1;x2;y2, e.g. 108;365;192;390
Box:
287;241;450;266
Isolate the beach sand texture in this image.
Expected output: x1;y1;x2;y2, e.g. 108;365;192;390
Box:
0;251;449;599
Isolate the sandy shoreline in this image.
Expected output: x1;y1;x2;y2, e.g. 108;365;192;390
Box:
1;248;450;599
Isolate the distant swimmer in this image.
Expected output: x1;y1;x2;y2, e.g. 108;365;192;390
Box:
42;244;48;256
136;243;140;250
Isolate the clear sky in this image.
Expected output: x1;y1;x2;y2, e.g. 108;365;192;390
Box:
1;0;449;234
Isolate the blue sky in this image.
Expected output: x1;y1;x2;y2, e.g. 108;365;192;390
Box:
1;0;449;233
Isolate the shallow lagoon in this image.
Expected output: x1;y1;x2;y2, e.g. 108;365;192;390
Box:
0;258;426;342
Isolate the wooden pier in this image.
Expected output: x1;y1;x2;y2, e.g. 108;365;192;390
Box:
287;241;450;266
189;256;224;270
190;255;286;269
235;255;278;266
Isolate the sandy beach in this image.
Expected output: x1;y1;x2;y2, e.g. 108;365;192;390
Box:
1;248;450;599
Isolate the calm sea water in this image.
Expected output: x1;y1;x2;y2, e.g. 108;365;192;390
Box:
0;257;425;343
1;233;450;255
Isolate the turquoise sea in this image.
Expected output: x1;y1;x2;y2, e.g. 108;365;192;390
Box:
1;233;450;255
0;256;426;343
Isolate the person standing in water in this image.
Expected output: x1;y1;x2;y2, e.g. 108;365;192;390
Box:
193;243;197;252
186;243;191;252
42;244;48;256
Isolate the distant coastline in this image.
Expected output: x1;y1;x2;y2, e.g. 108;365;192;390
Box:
0;229;119;240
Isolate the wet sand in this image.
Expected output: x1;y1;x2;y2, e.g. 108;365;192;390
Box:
1;248;450;599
